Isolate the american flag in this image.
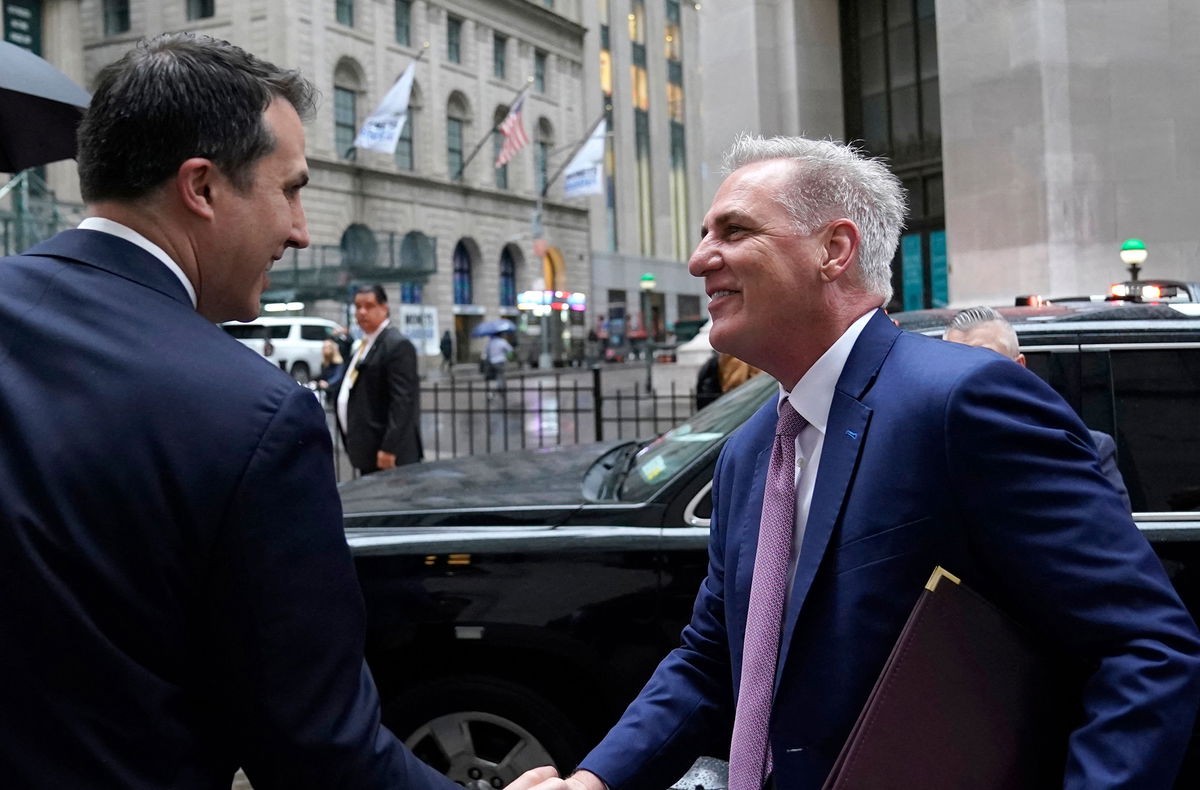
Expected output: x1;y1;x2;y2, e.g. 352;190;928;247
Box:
494;92;530;168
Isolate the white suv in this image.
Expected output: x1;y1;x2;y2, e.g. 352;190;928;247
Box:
221;316;341;383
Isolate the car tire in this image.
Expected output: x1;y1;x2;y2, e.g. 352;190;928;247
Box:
290;361;310;384
383;676;586;786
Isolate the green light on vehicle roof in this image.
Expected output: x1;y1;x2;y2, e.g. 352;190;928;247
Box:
1119;238;1148;267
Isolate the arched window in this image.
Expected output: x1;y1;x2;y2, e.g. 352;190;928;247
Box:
452;241;473;305
447;92;471;181
499;245;519;307
399;230;435;303
334;59;364;161
535;118;554;195
396;80;422;171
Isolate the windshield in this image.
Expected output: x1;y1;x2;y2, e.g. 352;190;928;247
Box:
618;373;777;502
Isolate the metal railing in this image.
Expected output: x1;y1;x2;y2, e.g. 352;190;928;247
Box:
327;367;698;478
418;369;695;460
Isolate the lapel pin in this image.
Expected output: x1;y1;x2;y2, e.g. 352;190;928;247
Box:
845;429;859;440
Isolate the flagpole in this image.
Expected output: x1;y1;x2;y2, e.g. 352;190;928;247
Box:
347;42;429;159
455;78;533;181
540;107;608;198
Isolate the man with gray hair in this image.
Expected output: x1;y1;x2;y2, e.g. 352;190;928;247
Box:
526;135;1199;790
943;306;1130;508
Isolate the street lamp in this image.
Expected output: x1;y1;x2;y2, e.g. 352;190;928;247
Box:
639;273;657;392
1120;238;1148;282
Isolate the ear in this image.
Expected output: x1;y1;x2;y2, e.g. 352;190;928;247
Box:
1016;352;1027;367
174;157;219;221
819;219;860;283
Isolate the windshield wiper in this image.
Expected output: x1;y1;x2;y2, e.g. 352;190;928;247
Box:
597;441;642;499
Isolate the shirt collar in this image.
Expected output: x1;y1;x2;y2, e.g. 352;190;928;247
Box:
777;309;878;433
78;217;197;308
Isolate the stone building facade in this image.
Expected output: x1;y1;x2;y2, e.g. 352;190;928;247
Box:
576;0;709;354
697;0;1199;308
4;0;593;363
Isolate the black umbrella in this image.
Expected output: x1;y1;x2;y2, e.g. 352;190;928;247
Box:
0;41;91;173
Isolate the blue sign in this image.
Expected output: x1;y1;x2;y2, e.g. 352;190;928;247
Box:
901;233;924;311
930;230;948;308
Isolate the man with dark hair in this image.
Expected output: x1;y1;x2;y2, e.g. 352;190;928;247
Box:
335;283;423;474
528;135;1200;790
0;33;546;790
943;305;1131;509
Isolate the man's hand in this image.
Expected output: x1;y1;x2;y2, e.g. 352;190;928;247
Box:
505;768;607;790
376;450;396;469
504;766;558;790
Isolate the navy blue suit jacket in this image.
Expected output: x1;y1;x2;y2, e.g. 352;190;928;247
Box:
0;230;455;790
580;310;1200;790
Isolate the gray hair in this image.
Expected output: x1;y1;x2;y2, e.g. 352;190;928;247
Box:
723;134;906;305
947;306;1021;359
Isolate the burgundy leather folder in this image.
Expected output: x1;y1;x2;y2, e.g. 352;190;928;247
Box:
821;567;1072;790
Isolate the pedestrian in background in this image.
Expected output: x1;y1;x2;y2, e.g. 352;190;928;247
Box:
943;305;1131;510
0;32;555;790
313;338;345;394
526;134;1200;790
440;329;454;373
485;331;514;397
696;351;763;409
334;283;423;474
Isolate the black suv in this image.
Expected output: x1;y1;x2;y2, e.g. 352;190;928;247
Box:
343;300;1200;787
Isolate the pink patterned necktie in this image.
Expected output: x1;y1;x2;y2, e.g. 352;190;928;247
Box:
729;404;806;790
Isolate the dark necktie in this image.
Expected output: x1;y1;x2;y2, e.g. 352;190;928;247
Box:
729;404;806;790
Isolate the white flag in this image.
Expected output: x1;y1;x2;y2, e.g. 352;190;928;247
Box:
353;62;417;154
562;118;607;199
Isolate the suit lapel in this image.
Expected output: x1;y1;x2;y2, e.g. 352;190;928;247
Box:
774;311;900;687
733;433;775;646
363;326;395;366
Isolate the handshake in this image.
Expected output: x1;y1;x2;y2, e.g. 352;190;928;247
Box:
499;767;606;790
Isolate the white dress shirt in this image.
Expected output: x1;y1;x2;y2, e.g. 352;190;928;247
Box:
77;217;197;307
780;308;877;601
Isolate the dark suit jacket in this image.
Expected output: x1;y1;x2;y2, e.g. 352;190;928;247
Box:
1089;429;1132;510
339;326;422;472
579;310;1200;790
0;230;455;790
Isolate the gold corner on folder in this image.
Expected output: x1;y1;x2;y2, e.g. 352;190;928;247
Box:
925;566;962;591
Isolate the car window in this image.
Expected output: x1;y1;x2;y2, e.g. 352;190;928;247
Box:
269;325;291;340
300;324;332;341
1108;348;1200;511
223;324;264;340
1026;345;1200;512
619;373;776;502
